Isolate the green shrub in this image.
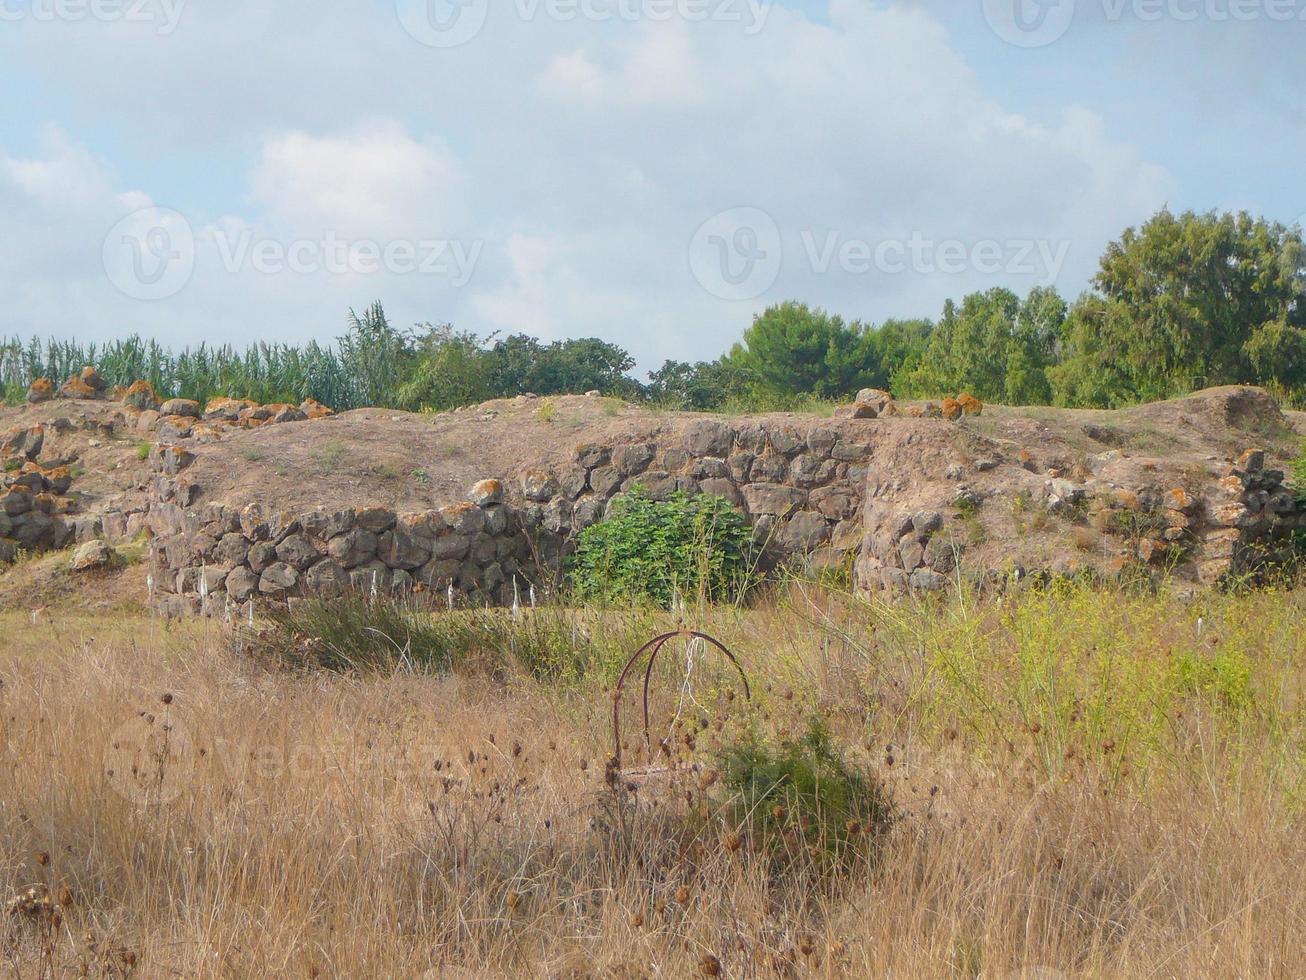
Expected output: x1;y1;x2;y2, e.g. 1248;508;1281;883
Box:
1292;439;1306;502
259;595;460;673
570;490;757;608
135;443;151;461
716;719;893;864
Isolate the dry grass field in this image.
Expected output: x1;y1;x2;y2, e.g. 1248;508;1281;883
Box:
1;580;1304;978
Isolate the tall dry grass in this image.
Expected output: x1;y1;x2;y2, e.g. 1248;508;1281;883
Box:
1;582;1304;978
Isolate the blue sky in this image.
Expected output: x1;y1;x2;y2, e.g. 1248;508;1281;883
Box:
1;0;1302;372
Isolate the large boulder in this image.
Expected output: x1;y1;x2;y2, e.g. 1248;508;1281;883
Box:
258;562;299;596
469;479;503;507
522;469;560;502
123;380;161;411
71;539;114;572
682;420;734;457
160;399;202;419
25;379;54;404
225;565;259;602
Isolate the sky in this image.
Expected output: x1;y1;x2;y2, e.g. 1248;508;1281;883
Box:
1;0;1303;374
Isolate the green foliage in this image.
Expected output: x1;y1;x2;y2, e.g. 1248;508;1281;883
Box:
897;286;1063;405
729;301;876;400
570;490;757;608
395;327;640;411
1292;440;1306;501
259;595;460;673
717;718;893;862
1051;209;1306;406
5;207;1305;416
135;443;151;461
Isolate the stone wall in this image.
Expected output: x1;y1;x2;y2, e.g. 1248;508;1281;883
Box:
147;492;535;617
146;417;879;613
855;443;1306;595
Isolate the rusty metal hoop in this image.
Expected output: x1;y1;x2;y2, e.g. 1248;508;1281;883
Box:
610;629;751;774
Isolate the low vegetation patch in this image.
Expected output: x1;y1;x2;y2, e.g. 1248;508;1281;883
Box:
717;719;894;868
570;490;758;608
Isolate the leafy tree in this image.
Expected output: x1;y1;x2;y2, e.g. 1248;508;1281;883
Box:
1050;210;1306;406
396;324;497;411
897;287;1064;404
870;318;933;392
729;302;877;400
645;358;754;410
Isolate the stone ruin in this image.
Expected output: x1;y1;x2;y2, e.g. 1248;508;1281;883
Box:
3;376;1304;613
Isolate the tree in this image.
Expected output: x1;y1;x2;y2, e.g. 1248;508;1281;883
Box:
729;301;877;400
488;335;636;397
896;287;1064;404
645;358;754;410
1050;210;1306;406
395;324;496;411
870;318;933;392
339;302;418;409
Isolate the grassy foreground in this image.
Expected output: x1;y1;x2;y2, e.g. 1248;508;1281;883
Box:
1;582;1304;978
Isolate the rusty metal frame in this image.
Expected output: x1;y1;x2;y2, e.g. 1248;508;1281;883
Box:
611;629;751;773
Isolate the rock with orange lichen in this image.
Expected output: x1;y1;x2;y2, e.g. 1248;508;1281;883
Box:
299;398;335;420
957;392;983;416
123;380;162;411
59;375;100;400
941;398;962;421
25;378;54;404
205;397;259;422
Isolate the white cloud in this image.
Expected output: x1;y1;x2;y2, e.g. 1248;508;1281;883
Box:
249;122;465;238
0;0;1183;370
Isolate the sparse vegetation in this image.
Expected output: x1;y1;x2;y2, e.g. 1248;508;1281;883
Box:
2;581;1305;976
310;438;347;472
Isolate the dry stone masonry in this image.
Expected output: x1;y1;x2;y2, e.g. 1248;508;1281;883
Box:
3;375;1302;609
146;414;880;615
